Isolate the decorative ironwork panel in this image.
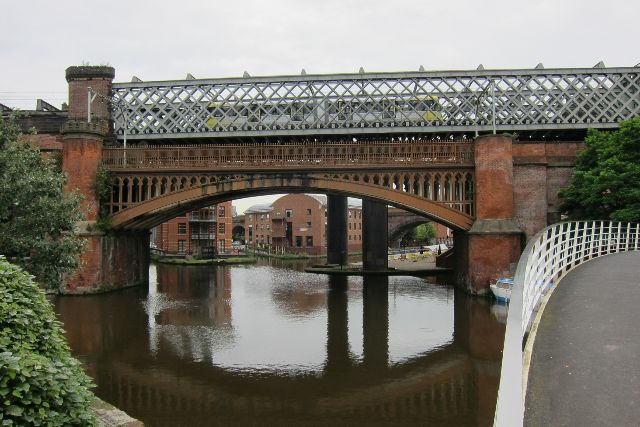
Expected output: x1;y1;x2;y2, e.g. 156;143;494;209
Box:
102;140;473;170
111;66;639;140
104;170;475;220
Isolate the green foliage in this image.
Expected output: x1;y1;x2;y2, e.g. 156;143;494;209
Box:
0;115;84;291
560;117;640;222
94;166;113;232
404;222;437;244
0;258;96;425
0;113;21;149
414;223;437;242
95;166;111;204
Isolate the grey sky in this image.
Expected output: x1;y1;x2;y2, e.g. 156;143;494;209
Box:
2;0;638;213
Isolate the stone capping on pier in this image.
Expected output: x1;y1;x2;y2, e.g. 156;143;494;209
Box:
62;119;108;137
65;66;115;82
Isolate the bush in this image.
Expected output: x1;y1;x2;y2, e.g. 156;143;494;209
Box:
0;257;95;425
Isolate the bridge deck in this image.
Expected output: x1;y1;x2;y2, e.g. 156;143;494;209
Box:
524;251;640;426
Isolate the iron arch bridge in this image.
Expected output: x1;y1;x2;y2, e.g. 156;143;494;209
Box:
110;65;639;141
102;140;475;231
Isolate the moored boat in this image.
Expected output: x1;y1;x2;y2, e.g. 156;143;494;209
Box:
490;278;514;303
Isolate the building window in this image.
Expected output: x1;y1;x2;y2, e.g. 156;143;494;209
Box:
218;223;225;234
306;221;312;228
178;223;187;234
306;208;312;215
306;236;313;247
296;236;302;247
178;240;186;254
349;235;352;240
359;223;362;230
218;239;225;252
348;223;352;230
260;224;264;231
349;211;352;218
219;206;225;217
285;209;293;218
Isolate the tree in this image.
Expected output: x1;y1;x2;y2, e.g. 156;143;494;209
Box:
402;222;437;245
414;223;437;242
560;117;640;222
0;258;95;425
0;114;84;291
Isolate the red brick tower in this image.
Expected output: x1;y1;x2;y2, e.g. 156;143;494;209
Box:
62;66;149;293
458;134;524;294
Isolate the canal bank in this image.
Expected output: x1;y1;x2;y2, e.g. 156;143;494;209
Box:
306;257;452;276
150;254;256;265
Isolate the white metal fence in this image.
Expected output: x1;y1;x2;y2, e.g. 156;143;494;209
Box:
493;221;640;427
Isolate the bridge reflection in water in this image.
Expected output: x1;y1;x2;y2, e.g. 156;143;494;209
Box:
54;262;504;426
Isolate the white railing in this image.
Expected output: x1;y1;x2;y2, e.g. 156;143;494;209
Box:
494;221;640;427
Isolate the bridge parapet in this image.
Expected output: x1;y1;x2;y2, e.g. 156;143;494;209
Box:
102;140;473;171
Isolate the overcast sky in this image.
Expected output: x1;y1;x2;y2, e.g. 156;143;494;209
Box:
2;0;638;213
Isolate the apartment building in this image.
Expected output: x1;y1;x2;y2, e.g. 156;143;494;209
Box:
153;201;233;256
244;194;362;254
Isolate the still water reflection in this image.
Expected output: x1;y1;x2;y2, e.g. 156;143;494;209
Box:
55;261;505;426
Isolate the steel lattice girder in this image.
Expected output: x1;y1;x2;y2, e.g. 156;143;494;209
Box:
111;66;639;140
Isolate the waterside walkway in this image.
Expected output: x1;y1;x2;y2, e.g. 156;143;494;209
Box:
525;251;640;426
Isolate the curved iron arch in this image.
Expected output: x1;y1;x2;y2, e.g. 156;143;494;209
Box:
109;173;474;231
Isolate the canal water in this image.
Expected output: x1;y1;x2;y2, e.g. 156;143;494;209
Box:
54;259;505;426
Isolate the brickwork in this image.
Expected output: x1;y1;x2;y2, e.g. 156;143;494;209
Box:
462;135;522;293
20;133;63;152
512;142;582;239
347;207;363;248
466;233;522;293
63;231;149;294
65;66;114;123
513;165;548;240
473;135;514;219
62;133;103;220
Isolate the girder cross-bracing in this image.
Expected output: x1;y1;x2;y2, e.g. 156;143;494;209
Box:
111;66;639;141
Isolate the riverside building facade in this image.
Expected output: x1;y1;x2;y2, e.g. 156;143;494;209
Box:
152;201;233;256
244;194;362;255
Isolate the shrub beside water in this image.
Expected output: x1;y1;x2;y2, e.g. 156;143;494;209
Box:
0;257;95;425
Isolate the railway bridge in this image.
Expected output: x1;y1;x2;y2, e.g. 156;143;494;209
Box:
54;64;638;293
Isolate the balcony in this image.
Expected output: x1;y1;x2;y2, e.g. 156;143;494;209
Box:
190;233;216;240
189;215;217;223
